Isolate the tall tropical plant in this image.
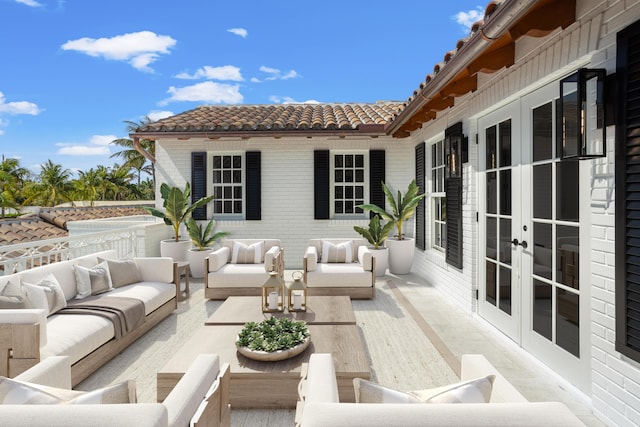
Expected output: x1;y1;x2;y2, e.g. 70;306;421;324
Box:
357;180;426;241
111;117;156;187
24;160;74;207
143;182;214;242
0;156;29;218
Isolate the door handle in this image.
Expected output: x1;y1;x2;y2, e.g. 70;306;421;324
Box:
511;239;528;249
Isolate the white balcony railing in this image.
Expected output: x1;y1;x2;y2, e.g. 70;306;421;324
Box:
0;226;157;275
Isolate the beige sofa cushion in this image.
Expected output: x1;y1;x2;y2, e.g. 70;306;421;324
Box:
106;282;176;315
97;257;143;288
41;314;114;364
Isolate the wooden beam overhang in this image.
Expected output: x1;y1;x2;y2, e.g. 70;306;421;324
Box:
389;0;576;138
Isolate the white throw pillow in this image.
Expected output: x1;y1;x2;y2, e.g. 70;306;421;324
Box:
74;261;113;299
0;280;32;309
353;378;421;403
21;283;48;312
22;273;67;315
0;376;136;404
231;241;264;264
409;375;495;403
321;240;353;263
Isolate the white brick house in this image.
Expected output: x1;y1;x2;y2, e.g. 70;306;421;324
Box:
132;1;640;425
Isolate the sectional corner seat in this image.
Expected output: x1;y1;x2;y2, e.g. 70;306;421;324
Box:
303;238;375;299
204;239;283;300
0;249;178;386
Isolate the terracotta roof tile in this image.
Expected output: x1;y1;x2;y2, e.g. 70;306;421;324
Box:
136;103;403;135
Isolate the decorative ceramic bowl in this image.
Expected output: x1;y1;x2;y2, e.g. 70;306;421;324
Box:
236;336;311;361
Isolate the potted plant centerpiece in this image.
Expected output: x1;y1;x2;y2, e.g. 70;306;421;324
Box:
144;182;214;262
186;217;230;278
354;214;394;277
236;317;311;361
358;180;425;274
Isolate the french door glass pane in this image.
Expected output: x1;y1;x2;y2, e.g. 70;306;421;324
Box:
557;161;579;222
499;120;512;167
533;102;553;162
486;260;497;306
499;265;512;315
557;288;580;357
533;164;552;220
533;223;552;280
500;218;512;265
487;172;497;215
486;126;497;169
499;170;512;215
533;279;552;340
487;217;497;261
557;225;580;290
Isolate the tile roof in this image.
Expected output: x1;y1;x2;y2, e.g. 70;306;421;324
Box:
0;205;152;246
136;103;403;135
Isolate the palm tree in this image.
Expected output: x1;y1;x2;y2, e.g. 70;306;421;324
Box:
105;164;135;201
24;160;74;207
73;168;104;206
111;117;156;187
0;156;29;218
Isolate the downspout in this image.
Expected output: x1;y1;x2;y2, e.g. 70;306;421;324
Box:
386;0;540;134
133;137;156;163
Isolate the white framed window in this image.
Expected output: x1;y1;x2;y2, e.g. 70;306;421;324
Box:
331;151;368;217
211;153;244;217
431;140;446;251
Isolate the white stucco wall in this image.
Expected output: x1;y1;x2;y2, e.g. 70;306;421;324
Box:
154;135;415;269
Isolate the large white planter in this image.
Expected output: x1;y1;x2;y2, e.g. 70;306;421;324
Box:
369;248;389;277
160;239;191;262
187;247;212;279
384;238;415;275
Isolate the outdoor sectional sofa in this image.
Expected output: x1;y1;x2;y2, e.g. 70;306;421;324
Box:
295;353;586;426
0;353;230;427
0;249;178;386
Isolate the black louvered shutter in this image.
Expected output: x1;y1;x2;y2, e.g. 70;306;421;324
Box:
369;150;386;216
415;143;426;250
191;152;207;220
615;19;640;363
246;151;261;220
445;123;463;269
314;150;330;219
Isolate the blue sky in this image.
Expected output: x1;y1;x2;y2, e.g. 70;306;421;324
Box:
0;0;485;176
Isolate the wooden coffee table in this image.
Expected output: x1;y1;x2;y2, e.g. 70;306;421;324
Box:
157;296;370;408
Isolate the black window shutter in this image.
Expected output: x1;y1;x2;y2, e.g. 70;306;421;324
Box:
191;152;207;220
615;19;640;363
246;151;261;220
314;150;330;219
445;123;463;269
415;143;426;250
369;150;386;216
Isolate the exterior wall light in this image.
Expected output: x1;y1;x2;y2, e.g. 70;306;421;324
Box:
560;68;607;159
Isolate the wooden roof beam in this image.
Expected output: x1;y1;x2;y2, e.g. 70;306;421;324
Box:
439;74;478;98
509;0;575;39
467;41;515;75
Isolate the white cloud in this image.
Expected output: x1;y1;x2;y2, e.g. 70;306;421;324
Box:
61;31;176;72
159;81;243;105
0;92;42;115
269;96;320;104
227;28;248;38
175;65;243;81
257;66;301;82
147;110;173;121
56;134;116;156
454;7;484;32
16;0;43;7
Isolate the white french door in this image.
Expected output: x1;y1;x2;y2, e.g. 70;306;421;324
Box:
478;81;590;392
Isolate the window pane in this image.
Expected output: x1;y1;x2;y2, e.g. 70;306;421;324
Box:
533;102;553;162
213;171;221;184
335;186;343;199
487;172;497;215
557;161;579;222
335;201;343;214
233;170;242;183
224;187;232;198
215;200;222;213
557;225;579;290
355;155;364;167
499;119;511;167
234;186;242;198
486;261;497;306
224;201;232;212
345;186;353;199
223;170;231;183
334;155;343;167
345;155;353;168
335;170;343;182
486;125;497;169
212;156;221;168
234;201;242;214
214;187;222;198
233;155;241;168
499;170;511;216
355;169;364;182
557;288;580;357
533;223;552;280
223;156;231;168
533;164;552;220
355;186;363;198
345;201;354;213
345;170;353;182
432;145;437;168
533;279;552;341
